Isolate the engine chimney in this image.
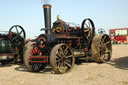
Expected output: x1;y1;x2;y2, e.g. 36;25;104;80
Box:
43;4;52;34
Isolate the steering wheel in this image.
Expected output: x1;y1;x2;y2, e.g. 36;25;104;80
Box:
98;28;106;34
81;18;95;39
8;25;26;47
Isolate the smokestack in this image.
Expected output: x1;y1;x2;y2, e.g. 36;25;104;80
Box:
43;4;52;34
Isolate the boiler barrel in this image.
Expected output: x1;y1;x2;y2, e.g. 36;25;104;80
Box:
0;40;12;53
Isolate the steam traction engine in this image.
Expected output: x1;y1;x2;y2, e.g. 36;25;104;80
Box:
98;28;106;34
24;4;112;74
0;25;26;65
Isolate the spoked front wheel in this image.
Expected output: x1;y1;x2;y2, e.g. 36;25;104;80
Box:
50;43;75;74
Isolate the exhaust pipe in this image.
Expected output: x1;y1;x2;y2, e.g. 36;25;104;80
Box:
43;4;52;34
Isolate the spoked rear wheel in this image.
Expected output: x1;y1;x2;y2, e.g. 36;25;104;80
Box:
91;34;112;63
50;43;75;74
23;42;46;72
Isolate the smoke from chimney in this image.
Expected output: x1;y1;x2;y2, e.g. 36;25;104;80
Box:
41;0;51;4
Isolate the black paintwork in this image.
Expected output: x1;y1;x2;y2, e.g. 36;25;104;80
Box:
36;18;95;57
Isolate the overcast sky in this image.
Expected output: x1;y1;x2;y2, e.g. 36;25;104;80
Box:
0;0;128;38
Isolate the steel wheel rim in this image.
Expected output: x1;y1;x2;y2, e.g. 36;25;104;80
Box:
99;35;112;62
55;44;74;73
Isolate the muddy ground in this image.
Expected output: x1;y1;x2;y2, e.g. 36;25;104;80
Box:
0;45;128;85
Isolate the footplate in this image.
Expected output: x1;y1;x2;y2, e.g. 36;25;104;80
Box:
29;56;48;63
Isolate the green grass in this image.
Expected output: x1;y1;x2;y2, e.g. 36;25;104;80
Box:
112;43;128;45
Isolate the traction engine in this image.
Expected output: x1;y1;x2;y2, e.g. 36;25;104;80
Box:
23;4;112;74
0;25;26;65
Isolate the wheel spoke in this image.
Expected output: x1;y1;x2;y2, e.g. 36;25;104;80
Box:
56;54;63;63
84;29;89;32
56;53;61;57
100;40;104;45
57;62;61;67
19;30;23;35
102;35;106;42
88;21;91;28
65;59;71;63
64;46;68;56
58;62;63;70
59;47;64;55
56;53;62;59
15;26;19;34
84;24;87;28
85;23;89;28
56;59;62;63
62;61;66;73
65;51;68;56
66;55;72;58
64;61;71;68
87;31;91;39
12;35;18;41
105;41;110;45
